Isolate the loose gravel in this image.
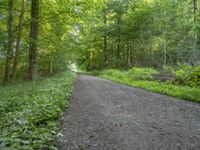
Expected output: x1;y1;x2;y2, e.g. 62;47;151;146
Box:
58;75;200;150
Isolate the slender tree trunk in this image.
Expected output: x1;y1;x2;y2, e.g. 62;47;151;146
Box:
116;13;121;67
28;0;39;80
49;58;53;74
12;0;26;80
87;48;93;70
103;9;107;68
130;40;134;67
4;0;14;83
126;41;130;69
193;0;198;54
163;30;167;66
150;44;154;67
128;41;132;67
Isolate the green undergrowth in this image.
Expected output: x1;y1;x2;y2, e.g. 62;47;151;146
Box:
97;69;200;103
0;71;76;150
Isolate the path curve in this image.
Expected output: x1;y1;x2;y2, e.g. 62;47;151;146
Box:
58;75;200;150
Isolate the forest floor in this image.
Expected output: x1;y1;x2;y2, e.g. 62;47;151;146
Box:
58;75;200;150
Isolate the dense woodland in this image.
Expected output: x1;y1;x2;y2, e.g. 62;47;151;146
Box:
82;0;200;70
0;0;200;149
0;0;80;82
0;0;199;83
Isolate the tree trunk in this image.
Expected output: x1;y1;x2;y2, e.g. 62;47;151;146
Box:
150;44;154;67
103;9;107;68
12;0;26;80
193;0;198;54
4;0;14;83
126;41;130;69
28;0;39;80
163;30;167;66
49;58;53;74
130;40;134;67
116;13;121;67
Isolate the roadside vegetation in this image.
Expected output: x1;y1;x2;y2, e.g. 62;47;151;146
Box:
0;0;200;149
95;66;200;103
0;71;75;150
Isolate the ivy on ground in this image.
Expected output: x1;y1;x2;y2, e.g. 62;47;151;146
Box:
0;71;75;150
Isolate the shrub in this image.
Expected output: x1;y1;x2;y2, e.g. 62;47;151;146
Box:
162;66;175;74
101;69;128;79
128;67;158;80
175;65;200;86
98;69;200;103
189;66;200;86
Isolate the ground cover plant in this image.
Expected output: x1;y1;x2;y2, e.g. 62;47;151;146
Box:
97;67;200;103
0;71;75;150
0;0;200;149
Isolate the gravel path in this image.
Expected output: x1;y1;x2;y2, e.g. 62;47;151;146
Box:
58;75;200;150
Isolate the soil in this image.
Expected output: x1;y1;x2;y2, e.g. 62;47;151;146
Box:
58;75;200;150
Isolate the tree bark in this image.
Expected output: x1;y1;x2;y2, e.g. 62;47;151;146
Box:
193;0;198;53
117;13;121;61
12;0;26;80
126;41;130;69
114;11;122;68
4;0;14;83
103;9;107;67
163;30;167;66
49;58;53;74
28;0;39;80
130;40;134;67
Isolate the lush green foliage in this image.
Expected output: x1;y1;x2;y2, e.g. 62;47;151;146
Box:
77;0;200;70
0;0;81;81
0;0;199;149
98;68;200;103
0;71;75;149
128;67;158;80
1;0;199;80
175;65;200;86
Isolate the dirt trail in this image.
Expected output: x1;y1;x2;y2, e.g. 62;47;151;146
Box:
58;75;200;150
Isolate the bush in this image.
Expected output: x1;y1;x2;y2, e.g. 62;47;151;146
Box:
162;66;175;74
101;69;128;79
98;69;200;103
175;65;200;86
128;67;158;80
188;66;200;86
91;70;101;76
